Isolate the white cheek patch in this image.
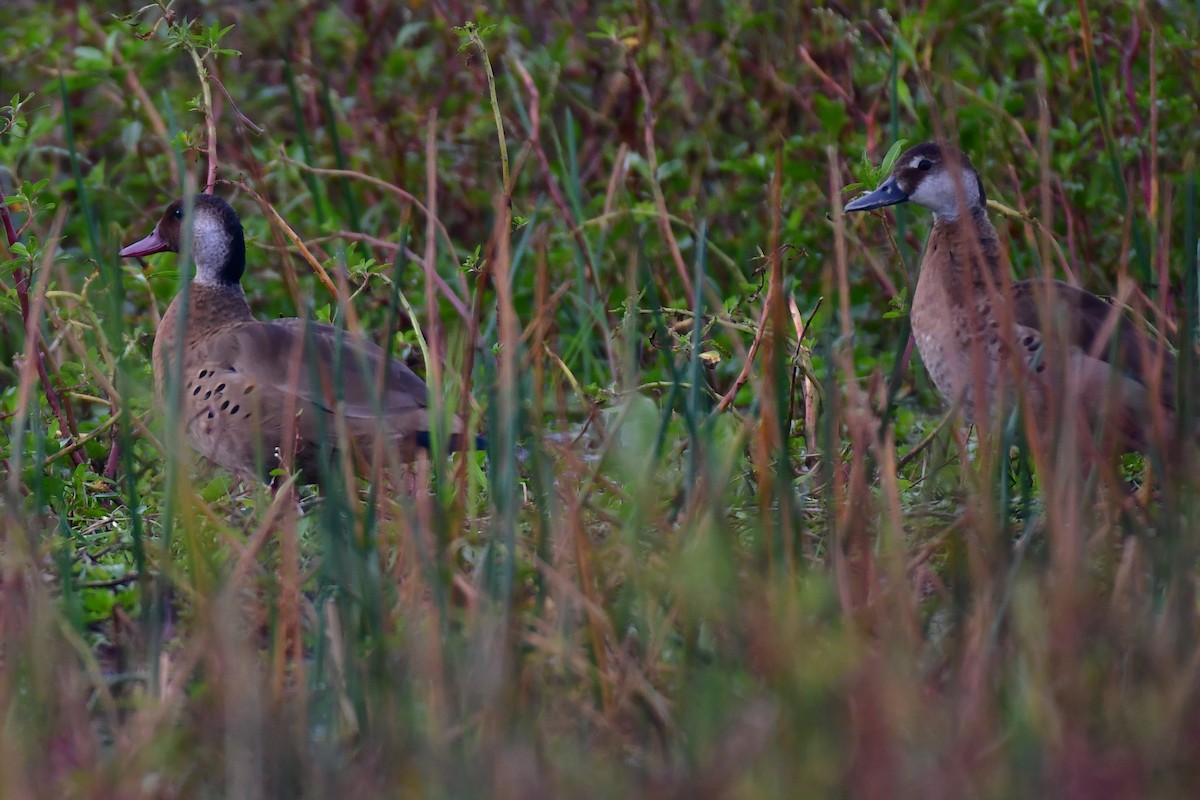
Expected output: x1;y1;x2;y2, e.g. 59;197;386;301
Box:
909;169;980;220
190;212;231;285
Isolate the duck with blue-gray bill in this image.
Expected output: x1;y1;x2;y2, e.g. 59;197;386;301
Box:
844;142;1175;453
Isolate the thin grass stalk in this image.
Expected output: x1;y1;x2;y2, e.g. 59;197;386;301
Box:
0;295;84;470
391;287;454;625
528;235;552;613
277;161;467;306
636;295;703;470
636;256;689;464
1075;0;1152;286
1035;62;1054;279
626;53;693;299
748;201;781;563
464;25;510;195
230;154;304;306
232;181;342;300
334;276;392;693
685;221;707;506
560;109;599;225
874;417;918;643
53;494;82;633
408;456;452;740
321;73;361;232
421;112;447;459
271;487;304;704
102;24;180;186
512;57;619;379
283;55;328;226
827;145;873;615
767;145;795;571
181;30;220;192
879;45;914;436
466;26;519;610
567;487;612;717
1165;162;1199;661
888;36;910;262
286;302;384;728
488;188;519;612
551;111;615;386
1181;162;1197;444
817;305;838;564
365;227;412;539
983;431;1039;664
155;174;198;695
57;85;150;647
6;224;57;532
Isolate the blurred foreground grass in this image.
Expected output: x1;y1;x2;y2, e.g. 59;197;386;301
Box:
2;1;1200;797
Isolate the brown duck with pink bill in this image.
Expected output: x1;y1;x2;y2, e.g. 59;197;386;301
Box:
120;193;479;483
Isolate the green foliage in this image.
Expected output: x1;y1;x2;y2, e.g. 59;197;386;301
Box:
1;0;1199;797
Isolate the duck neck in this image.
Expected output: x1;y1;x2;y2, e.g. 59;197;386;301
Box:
180;282;253;339
928;206;1005;292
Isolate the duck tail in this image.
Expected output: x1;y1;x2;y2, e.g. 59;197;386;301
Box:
414;430;488;454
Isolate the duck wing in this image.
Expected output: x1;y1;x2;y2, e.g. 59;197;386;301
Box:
256;318;432;418
179;318;449;479
1010;279;1176;412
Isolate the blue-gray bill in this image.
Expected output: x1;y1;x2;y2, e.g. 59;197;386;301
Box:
844;175;909;212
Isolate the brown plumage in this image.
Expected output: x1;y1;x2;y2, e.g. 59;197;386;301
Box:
845;141;1175;452
120;194;475;482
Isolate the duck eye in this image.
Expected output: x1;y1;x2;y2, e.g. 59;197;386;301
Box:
173;207;183;220
917;159;933;171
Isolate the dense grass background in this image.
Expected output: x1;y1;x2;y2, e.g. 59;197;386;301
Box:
2;1;1199;796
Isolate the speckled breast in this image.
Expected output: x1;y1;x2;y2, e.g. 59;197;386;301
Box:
909;276;1009;424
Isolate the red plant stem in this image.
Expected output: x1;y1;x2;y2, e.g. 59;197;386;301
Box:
1;193;85;467
1120;14;1152;210
0;196;24;306
103;437;121;479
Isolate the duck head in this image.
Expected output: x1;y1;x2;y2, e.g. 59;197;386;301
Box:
119;194;246;286
844;142;986;222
